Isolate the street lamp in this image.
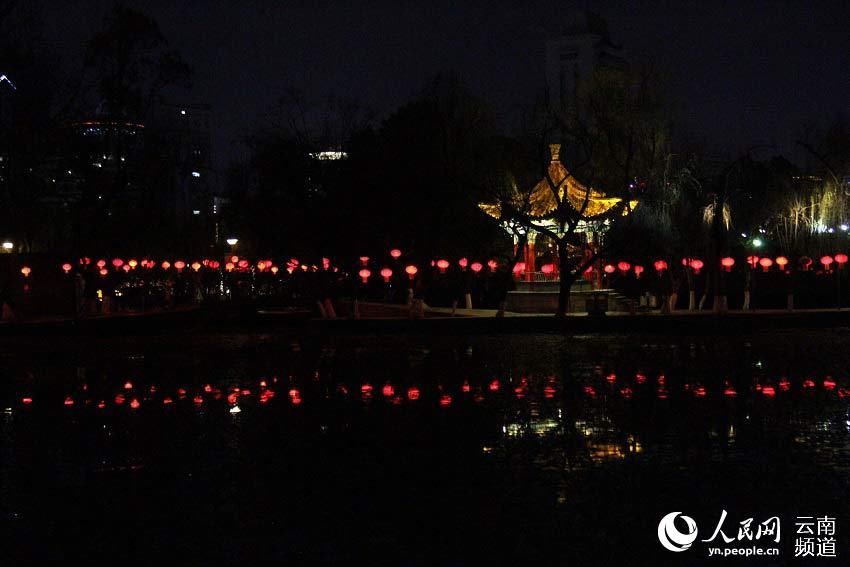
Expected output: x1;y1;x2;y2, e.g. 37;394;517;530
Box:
752;238;763;248
226;238;238;246
2;241;13;251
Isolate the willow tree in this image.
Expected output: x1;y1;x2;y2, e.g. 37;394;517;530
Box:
480;65;668;316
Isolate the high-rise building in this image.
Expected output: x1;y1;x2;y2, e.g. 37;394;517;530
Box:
545;12;627;114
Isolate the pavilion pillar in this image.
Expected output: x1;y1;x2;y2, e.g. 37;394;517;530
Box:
524;235;536;282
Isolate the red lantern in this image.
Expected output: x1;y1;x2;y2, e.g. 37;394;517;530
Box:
270;266;279;274
603;264;615;274
758;257;773;272
122;264;130;273
835;253;848;268
617;261;631;273
99;268;108;276
487;259;498;271
775;256;788;271
436;259;450;273
746;255;760;268
256;261;266;271
359;256;369;266
470;262;483;273
112;258;123;269
225;262;235;272
96;259;106;269
634;265;644;278
161;261;171;270
821;255;834;270
380;267;393;282
20;266;31;277
799;256;813;271
721;257;735;272
191;262;201;272
512;262;526;276
653;260;667;272
390;248;402;259
61;263;72;274
209;260;220;269
174;260;186;272
358;268;371;283
541;263;555;276
458;257;468;269
238;259;249;269
405;265;418;280
128;259;138;269
689;259;704;274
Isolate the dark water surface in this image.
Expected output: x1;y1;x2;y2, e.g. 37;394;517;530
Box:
1;330;849;565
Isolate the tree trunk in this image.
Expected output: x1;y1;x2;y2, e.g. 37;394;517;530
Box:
556;244;573;317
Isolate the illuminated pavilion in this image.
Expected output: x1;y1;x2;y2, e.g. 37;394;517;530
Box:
480;143;637;283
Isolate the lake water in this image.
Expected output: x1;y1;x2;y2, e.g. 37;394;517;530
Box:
1;330;848;565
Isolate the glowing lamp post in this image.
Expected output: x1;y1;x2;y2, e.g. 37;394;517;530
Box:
358;268;371;284
758;257;773;272
470;262;483;273
405;265;418;280
721;257;735;272
390;248;402;259
436;259;450;273
62;263;72;274
380;267;393;283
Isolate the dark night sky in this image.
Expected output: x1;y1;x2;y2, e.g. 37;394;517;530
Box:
42;1;850;169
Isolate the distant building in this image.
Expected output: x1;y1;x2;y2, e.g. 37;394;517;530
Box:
545;12;627;114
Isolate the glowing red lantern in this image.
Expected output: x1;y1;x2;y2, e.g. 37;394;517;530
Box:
122;264;130;273
390;248;402;259
746;255;759;268
775;256;788;271
721;257;735;272
209;260;220;269
458;257;468;269
161;261;171;270
238;259;249;269
96;259;106;269
358;268;371;283
487;259;498;271
634;265;644;278
99;268;108;276
20;266;31;277
690;259;704;274
225;262;235;272
191;262;201;272
256;261;266;271
617;261;631;273
470;262;483;273
758;257;773;272
380;267;393;282
230;255;239;263
405;265;418;279
541;263;555;276
128;259;138;269
359;256;369;265
174;261;186;272
112;258;123;269
61;263;72;274
653;260;667;272
603;264;615;274
836;253;848;268
512;262;526;276
436;259;450;273
821;255;834;270
271;266;279;274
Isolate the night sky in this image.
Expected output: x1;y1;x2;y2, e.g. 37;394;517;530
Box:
42;1;850;168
